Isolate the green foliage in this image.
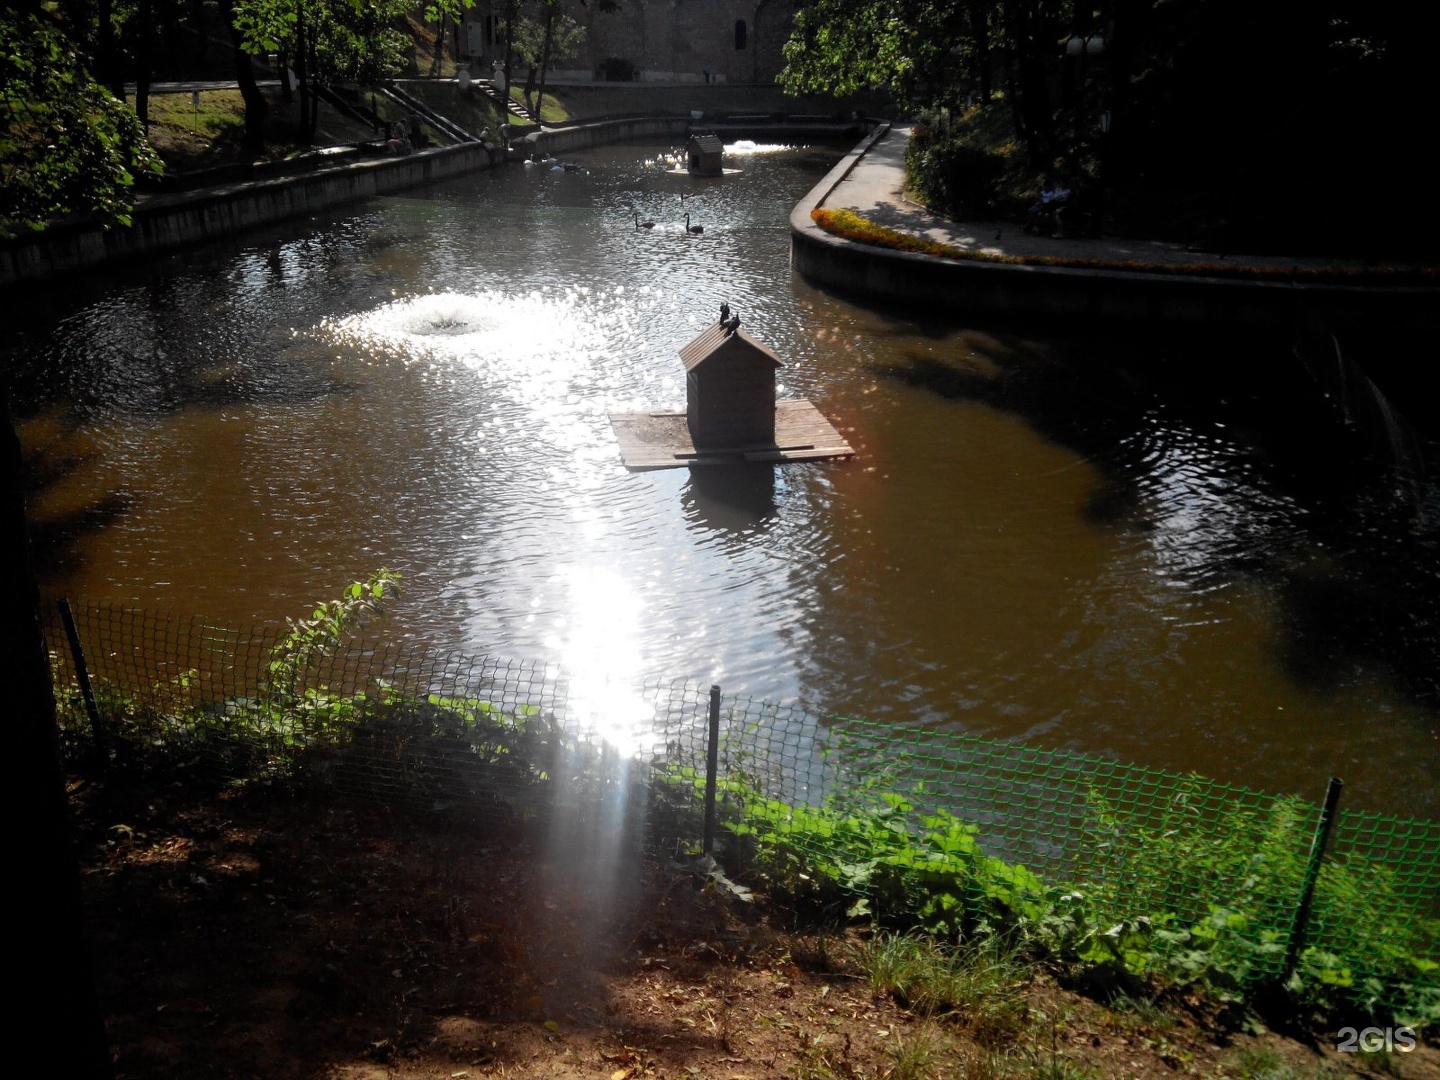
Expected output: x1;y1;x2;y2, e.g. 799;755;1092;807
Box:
263;568;401;708
905;105;1020;218
0;10;163;235
1071;788;1440;1026
882;1025;953;1080
231;0;413;87
63;570;626;821
655;752;1047;937
655;749;1437;1029
780;0;966;104
52;581;1439;1030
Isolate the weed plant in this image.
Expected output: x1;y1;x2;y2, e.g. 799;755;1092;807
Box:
654;745;1438;1030
54;573;1440;1034
856;933;1032;1047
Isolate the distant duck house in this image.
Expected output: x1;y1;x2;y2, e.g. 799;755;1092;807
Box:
686;133;724;177
609;305;855;470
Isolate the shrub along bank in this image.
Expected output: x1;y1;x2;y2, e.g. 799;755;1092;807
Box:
54;574;1439;1037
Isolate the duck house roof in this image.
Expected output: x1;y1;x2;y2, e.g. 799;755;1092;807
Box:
678;322;784;373
688;133;724;155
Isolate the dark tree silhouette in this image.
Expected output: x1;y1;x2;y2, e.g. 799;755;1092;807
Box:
3;399;110;1076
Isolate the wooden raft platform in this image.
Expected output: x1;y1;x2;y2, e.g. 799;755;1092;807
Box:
610;399;854;471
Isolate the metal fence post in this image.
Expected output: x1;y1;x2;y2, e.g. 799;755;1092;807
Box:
1283;776;1344;981
58;598;109;771
702;684;721;855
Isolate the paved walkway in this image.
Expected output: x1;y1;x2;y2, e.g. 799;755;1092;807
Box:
822;124;1384;275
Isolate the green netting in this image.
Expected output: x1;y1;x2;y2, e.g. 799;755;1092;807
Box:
43;599;1439;1018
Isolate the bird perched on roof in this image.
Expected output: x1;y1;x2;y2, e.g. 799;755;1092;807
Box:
723;313;740;335
719;301;730;324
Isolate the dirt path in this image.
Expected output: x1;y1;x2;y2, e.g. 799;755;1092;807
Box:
75;782;1436;1080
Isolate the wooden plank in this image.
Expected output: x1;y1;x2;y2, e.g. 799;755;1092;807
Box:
609;399;853;471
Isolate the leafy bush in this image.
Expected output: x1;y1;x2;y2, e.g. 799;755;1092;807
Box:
904;105;1020;219
1073;790;1440;1026
55;576;1439;1029
656;755;1438;1029
906;133;1006;219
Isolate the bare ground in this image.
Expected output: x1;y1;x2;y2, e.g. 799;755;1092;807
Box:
73;780;1437;1080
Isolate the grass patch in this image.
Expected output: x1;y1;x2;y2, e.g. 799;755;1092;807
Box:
391;79;510;137
856;934;1032;1047
884;1025;955;1080
1223;1046;1349;1079
146;89;249;141
143;86;379;172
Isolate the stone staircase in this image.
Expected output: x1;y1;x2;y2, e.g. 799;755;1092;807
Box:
474;79;536;122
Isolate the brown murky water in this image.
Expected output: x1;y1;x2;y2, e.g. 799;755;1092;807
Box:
10;140;1438;818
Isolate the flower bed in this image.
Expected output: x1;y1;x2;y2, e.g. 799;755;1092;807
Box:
809;207;1438;286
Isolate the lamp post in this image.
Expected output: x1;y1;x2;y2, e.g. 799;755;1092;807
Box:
1064;32;1105;143
1064;32;1109;236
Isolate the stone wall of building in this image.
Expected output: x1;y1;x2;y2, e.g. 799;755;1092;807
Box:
463;0;797;84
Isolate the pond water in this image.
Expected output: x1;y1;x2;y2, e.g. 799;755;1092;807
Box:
9;139;1438;819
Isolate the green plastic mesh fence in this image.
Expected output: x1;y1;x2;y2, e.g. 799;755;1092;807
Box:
44;599;1439;1017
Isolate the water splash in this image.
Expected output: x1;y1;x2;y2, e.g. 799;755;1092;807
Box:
725;140;793;156
1294;318;1432;519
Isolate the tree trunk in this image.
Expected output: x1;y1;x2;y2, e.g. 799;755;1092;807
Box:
296;4;316;142
133;0;153;126
97;0;125;98
191;0;207;64
4;399;112;1079
218;0;266;154
535;7;555;120
970;0;990;99
1008;0;1056;166
431;12;446;76
501;0;518;119
1103;0;1147;185
278;48;293;104
162;0;181;71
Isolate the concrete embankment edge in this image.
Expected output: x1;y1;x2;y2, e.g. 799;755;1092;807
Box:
528;117;689;155
0;142;508;287
789;130;1439;328
0;116;695;287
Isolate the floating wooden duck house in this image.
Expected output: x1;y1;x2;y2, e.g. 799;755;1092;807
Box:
610;305;855;470
684;315;779;447
686;133;724;176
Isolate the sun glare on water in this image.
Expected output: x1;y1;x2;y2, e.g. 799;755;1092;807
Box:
542;563;657;758
321;285;672;757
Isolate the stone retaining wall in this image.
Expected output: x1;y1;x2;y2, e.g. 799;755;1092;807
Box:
528;117;689;156
2;142;500;287
790;125;1438;329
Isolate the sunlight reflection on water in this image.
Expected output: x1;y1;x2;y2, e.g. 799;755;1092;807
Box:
8;138;1437;817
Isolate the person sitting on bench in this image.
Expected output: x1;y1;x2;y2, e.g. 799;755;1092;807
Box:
1025;175;1071;234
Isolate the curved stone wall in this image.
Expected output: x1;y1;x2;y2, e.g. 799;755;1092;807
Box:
790;126;1439;329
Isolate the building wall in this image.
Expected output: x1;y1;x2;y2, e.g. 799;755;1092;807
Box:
464;0;797;84
688;356;778;447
